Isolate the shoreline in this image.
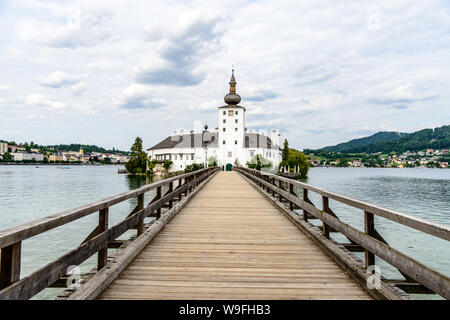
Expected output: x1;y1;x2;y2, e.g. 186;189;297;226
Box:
0;162;124;166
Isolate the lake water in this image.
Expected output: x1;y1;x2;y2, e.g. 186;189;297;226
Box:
0;165;448;299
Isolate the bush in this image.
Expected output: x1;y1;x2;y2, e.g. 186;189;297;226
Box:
184;163;204;173
163;160;173;170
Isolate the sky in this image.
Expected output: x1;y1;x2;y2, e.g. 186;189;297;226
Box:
0;0;449;151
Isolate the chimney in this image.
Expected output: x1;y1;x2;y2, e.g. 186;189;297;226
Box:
180;129;184;135
215;127;219;133
172;129;177;136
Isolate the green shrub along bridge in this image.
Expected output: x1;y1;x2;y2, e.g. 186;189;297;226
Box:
0;167;448;300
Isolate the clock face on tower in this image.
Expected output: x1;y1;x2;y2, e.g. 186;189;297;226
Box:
228;110;234;116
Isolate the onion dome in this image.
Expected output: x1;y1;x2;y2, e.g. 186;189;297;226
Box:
224;68;241;105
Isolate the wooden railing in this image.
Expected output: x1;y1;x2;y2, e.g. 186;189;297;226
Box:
0;167;220;300
234;167;450;300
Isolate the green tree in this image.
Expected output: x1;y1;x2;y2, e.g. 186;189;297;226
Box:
2;152;12;162
285;149;310;177
125;137;147;174
282;139;289;161
163;160;173;170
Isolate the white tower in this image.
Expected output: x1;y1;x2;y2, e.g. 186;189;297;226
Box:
218;68;246;169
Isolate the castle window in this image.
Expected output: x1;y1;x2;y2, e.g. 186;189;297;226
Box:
223;128;226;132
223;111;226;115
223;119;226;123
174;155;177;160
223;140;226;144
235;111;238;115
250;151;255;157
235;119;238;123
235;140;237;145
235;128;238;132
228;152;232;157
191;155;194;160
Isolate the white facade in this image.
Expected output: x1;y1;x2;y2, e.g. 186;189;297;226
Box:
0;142;7;154
11;152;44;161
147;72;282;172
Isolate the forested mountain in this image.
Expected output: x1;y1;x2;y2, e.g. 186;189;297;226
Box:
319;131;408;152
305;125;450;154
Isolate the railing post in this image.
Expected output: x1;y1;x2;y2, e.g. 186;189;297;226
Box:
178;178;183;200
289;183;294;211
0;242;21;289
168;181;174;209
303;188;308;221
364;211;375;268
136;194;144;236
322;196;330;238
97;207;109;270
156;186;162;219
278;179;283;202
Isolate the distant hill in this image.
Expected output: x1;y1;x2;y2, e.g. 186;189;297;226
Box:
47;144;128;154
320;131;409;153
306;125;450;154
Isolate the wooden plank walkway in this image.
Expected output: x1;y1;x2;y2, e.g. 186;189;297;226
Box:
99;171;372;300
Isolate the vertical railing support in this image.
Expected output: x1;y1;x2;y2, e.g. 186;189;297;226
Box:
303;188;309;221
0;242;21;289
289;183;294;211
278;180;283;202
168;181;174;209
136;194;144;236
322;196;330;238
97;207;109;270
156;186;162;219
364;211;375;268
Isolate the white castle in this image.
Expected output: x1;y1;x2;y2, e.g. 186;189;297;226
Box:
147;70;282;172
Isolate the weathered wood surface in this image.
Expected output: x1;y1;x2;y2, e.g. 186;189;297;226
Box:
235;167;450;299
99;172;371;300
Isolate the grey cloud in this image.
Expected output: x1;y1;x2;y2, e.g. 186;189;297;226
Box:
369;95;439;106
246;91;278;102
136;18;223;86
120;99;163;110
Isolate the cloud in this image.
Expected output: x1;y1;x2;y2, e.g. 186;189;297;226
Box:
369;83;439;106
115;84;165;109
0;84;12;92
17;7;112;48
39;71;81;88
187;99;221;112
70;82;88;95
25;94;68;110
135;13;224;86
246;90;278;102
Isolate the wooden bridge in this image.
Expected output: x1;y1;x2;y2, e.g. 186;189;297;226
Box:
0;167;448;300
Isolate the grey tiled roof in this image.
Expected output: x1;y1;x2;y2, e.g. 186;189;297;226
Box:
148;132;279;150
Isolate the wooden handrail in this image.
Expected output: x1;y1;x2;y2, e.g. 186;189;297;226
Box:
0;167;216;249
236;167;450;241
234;167;450;299
0;167;220;299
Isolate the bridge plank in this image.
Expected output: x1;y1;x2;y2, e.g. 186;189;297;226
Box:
99;172;372;300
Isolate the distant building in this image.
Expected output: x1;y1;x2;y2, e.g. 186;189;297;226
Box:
0;142;8;154
147;70;282;172
11;152;44;161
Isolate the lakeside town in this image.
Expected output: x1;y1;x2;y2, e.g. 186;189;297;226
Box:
306;148;450;169
0;141;130;164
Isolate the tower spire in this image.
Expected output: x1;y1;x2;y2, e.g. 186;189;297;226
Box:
229;67;236;93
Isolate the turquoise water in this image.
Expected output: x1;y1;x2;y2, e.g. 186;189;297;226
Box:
0;165;448;299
